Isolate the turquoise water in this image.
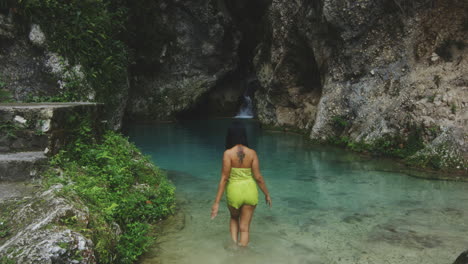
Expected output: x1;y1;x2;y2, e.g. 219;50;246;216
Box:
127;119;468;264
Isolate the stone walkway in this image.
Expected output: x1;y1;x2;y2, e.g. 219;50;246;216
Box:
0;102;101;190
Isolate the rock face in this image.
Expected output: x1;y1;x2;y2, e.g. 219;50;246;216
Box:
125;0;239;121
252;0;468;170
0;13;59;101
0;12;128;130
0;184;96;263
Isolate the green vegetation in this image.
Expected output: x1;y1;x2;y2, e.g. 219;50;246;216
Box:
427;125;440;137
427;93;436;103
451;103;457;114
0;122;22;139
0;75;5;89
331;115;349;130
408;152;443;170
0;74;13;103
25;92;80;103
0;256;15;264
0;90;14;103
43;120;175;263
327;123;427;166
19;0;129;108
0;218;10;238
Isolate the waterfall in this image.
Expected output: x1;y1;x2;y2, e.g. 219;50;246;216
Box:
235;95;254;118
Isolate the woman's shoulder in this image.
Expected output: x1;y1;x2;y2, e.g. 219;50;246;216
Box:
224;145;256;155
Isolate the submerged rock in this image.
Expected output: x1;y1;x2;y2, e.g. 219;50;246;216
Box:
454;250;468;264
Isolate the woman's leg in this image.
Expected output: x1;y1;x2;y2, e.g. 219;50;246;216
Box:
228;205;240;243
238;204;256;247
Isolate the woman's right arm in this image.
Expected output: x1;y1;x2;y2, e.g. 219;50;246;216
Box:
252;151;272;208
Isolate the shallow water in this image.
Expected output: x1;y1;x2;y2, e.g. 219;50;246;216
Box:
126;119;468;264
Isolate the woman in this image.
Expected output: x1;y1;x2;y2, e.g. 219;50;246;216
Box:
211;121;272;247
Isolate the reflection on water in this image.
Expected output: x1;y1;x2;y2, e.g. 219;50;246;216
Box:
126;119;468;264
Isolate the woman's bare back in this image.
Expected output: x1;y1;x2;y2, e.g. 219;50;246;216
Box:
225;145;255;168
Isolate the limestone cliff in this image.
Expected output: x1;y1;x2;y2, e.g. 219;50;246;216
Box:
253;0;468;171
125;0;239;121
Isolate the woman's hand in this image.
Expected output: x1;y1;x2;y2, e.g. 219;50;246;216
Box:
265;195;272;208
211;202;219;219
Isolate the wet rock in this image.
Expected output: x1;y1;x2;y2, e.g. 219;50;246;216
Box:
283;196;317;210
369;224;443;249
342;213;373;224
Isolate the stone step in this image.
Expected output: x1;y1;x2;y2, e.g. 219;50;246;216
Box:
0;181;41;201
0;102;103;155
0;151;48;181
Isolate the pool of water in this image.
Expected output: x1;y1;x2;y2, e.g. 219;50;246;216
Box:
126;119;468;264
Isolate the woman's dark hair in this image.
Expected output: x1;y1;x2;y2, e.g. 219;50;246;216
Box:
225;121;249;149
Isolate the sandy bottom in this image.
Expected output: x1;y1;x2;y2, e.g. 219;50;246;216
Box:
138;170;468;264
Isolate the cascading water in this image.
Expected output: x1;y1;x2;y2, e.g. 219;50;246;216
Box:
235;77;257;119
235;95;254;118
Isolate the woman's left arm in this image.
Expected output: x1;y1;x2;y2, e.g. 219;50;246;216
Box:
211;151;231;219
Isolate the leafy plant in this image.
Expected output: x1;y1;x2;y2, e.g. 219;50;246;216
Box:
0;218;10;238
331;115;349;130
427;94;436;103
44;119;175;263
0;256;15;264
451;103;457;114
0;122;22;139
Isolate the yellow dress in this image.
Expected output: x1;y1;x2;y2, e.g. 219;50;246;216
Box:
226;167;258;209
